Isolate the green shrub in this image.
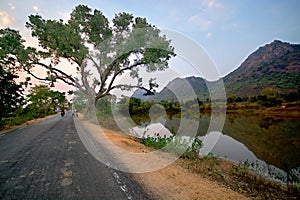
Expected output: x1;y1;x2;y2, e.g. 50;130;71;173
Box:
141;135;171;149
202;152;220;171
0;107;55;130
231;162;250;177
141;135;203;160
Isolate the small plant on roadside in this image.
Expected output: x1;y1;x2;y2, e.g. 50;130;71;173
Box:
170;126;177;136
288;182;300;195
231;161;250;177
202;152;220;171
181;137;203;160
164;136;188;155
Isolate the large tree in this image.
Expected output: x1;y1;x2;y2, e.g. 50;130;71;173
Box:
0;28;26;121
24;4;175;111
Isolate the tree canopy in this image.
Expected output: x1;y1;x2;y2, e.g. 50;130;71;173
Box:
24;4;175;107
0;28;26;121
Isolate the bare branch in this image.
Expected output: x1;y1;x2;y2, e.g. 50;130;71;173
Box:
23;68;48;81
98;84;154;99
25;61;82;88
96;60;146;99
87;53;102;79
96;49;145;98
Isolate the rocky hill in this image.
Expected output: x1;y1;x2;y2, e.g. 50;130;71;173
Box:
224;40;300;97
132;76;209;102
153;76;209;101
132;40;300;101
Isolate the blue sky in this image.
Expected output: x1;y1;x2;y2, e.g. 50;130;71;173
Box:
1;0;299;78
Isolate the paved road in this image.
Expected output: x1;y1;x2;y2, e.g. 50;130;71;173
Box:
0;113;150;199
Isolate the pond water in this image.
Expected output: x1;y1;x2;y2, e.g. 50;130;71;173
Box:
129;113;300;183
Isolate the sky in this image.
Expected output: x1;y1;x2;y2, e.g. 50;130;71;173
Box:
1;0;300;93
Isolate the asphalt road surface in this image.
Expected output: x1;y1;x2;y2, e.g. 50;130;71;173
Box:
0;113;150;199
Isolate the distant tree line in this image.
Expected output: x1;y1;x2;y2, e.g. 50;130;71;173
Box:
70;87;300;129
117;97;181;116
227;88;300;108
0;84;67;129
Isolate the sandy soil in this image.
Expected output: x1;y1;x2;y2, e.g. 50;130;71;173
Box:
79;117;248;200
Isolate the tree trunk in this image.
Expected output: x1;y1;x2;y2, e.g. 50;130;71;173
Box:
84;94;98;124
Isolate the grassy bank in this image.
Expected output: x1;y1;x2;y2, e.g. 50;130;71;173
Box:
0;112;58;132
138;135;300;199
179;154;299;199
225;102;300;118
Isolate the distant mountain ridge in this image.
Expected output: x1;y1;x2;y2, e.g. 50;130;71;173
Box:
132;76;210;102
152;76;209;101
132;40;300;101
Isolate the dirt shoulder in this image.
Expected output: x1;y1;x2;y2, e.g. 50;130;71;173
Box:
95;128;248;199
88;124;297;199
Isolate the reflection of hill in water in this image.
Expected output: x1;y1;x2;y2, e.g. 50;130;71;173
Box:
222;114;300;171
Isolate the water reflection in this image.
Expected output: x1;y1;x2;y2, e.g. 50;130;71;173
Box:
129;113;300;183
130;122;172;138
200;131;289;182
222;115;300;172
204;131;257;162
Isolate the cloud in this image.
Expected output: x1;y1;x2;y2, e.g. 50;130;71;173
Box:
59;12;70;22
8;3;15;10
0;11;15;28
202;0;223;9
33;6;39;12
207;32;212;38
188;14;212;30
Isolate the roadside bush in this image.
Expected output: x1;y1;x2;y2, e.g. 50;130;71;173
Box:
141;135;171;149
140;135;203;160
181;137;203;160
0;106;55;130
